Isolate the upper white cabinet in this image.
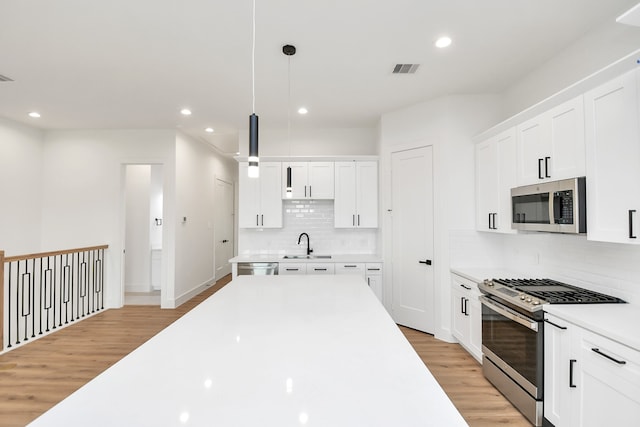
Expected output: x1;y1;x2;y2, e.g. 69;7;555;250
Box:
238;162;283;228
334;161;378;228
475;127;517;233
282;162;334;199
516;95;585;186
584;69;640;244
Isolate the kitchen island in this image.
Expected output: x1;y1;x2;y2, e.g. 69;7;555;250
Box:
28;275;467;427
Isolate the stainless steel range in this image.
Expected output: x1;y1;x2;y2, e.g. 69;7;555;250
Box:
478;278;625;426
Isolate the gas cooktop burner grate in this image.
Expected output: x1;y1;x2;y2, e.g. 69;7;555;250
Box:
491;278;626;304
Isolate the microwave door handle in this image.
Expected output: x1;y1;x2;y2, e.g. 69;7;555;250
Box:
553;192;562;224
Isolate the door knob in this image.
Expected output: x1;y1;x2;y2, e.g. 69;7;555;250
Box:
222;239;229;243
418;259;432;265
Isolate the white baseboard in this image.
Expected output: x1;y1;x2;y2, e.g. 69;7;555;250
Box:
173;277;217;308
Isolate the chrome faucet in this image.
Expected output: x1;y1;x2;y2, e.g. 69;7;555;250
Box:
297;232;313;255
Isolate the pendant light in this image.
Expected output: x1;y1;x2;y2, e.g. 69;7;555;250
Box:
283;44;296;198
247;0;259;178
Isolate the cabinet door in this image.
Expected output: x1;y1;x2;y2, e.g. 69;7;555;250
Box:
543;314;574;427
476;129;516;233
476;139;499;231
282;162;308;199
366;274;383;302
334;162;357;227
308;162;335;199
355;161;378;228
548;96;585;181
258;162;283;228
451;284;468;341
517;116;550;185
307;263;335;274
575;328;640;427
585;69;640;244
238;162;261;227
335;263;365;277
468;295;482;362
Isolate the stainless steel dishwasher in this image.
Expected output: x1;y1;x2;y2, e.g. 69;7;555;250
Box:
237;262;279;276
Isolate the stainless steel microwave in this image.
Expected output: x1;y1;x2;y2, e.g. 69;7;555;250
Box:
511;177;586;234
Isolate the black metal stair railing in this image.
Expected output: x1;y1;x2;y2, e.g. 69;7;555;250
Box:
1;245;108;351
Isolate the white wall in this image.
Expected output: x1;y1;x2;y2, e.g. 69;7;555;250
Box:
237;127;378;156
0;118;44;255
379;94;503;342
40;129;176;308
174;132;238;306
502;20;640;118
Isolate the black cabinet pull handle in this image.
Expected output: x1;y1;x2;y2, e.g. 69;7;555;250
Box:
309;186;312;198
488;213;492;229
629;210;637;239
545;156;551;178
261;214;264;226
538;158;544;179
344;265;358;268
592;348;627;365
544;319;568;330
460;297;465;314
256;214;259;226
492;213;497;229
357;214;360;226
460;284;471;290
285;268;299;271
314;268;327;271
418;260;432;265
464;298;469;316
569;359;577;388
367;268;380;271
304;185;307;198
352;214;355;226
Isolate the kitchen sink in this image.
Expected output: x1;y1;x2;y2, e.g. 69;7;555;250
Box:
282;255;332;259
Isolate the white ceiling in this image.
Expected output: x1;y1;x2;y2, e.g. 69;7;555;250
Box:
0;0;638;154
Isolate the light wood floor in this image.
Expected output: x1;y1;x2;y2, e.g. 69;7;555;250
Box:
0;276;529;427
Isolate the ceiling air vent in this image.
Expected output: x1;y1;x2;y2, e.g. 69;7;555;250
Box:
0;74;14;82
392;64;420;74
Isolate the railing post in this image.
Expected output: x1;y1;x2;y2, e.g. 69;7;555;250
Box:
1;250;5;350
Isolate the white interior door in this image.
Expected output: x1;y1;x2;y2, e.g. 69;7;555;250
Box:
215;178;234;280
391;146;434;333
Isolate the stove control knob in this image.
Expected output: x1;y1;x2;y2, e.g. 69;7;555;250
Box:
484;279;494;287
520;295;526;300
533;301;540;305
526;297;532;303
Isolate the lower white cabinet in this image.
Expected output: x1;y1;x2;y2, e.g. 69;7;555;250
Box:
279;263;306;275
306;263;335;274
365;263;383;303
335;263;365;277
544;313;640;426
450;273;482;362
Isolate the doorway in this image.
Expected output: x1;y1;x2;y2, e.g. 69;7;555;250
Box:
391;146;435;333
123;164;164;305
214;178;234;280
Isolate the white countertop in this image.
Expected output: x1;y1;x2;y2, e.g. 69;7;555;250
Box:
230;254;382;263
29;275;466;427
544;304;640;352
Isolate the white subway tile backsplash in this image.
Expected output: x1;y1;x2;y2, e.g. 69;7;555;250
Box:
450;230;640;304
238;200;378;256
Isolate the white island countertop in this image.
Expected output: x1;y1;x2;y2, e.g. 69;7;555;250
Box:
29;275;467;427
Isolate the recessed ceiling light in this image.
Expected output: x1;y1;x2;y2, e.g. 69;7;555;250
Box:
298;107;308;115
28;112;41;118
180;108;192;116
205;127;214;133
435;36;452;48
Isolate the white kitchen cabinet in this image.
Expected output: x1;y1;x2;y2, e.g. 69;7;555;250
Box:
365;263;383;303
475;128;517;233
306;263;335;274
516;96;585;186
543;313;640;427
585;68;640;244
238;162;283;228
279;263;306;275
334;161;378;228
543;314;575;426
282;162;334;199
335;262;365;277
450;273;482;362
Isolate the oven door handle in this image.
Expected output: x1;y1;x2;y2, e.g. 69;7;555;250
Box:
480;296;539;332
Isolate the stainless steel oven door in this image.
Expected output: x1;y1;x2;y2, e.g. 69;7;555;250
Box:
480;296;543;399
